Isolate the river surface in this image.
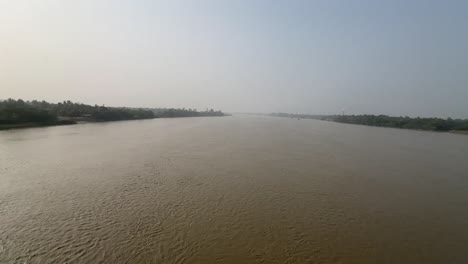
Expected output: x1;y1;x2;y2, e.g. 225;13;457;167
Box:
1;115;467;264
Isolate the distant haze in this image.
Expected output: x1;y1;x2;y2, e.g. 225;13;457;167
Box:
1;0;467;118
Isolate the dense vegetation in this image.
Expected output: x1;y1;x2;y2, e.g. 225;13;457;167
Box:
271;113;468;132
0;99;58;125
0;99;225;130
153;108;225;118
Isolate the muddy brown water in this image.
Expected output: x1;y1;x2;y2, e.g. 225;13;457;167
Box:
1;115;467;263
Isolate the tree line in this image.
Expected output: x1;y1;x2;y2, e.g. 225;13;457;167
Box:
271;113;468;132
0;99;225;128
153;108;224;118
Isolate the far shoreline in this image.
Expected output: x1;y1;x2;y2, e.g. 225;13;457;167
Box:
270;113;468;136
0;99;227;131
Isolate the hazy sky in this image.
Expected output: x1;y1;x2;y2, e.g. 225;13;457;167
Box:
1;0;467;117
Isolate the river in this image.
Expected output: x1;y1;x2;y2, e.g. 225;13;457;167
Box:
1;115;467;263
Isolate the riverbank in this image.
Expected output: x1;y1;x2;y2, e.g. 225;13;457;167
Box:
450;130;468;135
270;113;468;135
0;120;77;131
0;115;231;131
0;99;227;131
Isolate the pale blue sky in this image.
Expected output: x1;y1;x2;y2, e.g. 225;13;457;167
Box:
1;0;467;117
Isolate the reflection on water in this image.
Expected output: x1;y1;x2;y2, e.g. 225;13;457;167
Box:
1;116;468;263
